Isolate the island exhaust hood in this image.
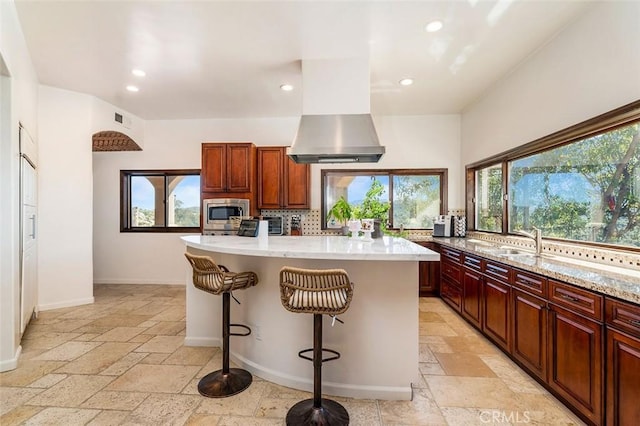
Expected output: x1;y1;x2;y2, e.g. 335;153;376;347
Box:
287;58;385;164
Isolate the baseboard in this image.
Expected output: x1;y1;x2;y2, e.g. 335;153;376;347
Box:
93;278;185;285
230;351;412;401
0;345;22;372
38;297;95;312
181;338;411;399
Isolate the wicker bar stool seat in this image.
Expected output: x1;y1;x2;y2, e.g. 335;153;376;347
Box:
185;253;258;398
280;267;354;426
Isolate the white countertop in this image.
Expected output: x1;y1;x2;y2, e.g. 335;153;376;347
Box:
182;235;440;262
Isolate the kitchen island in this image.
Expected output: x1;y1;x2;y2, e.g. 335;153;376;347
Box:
182;235;439;400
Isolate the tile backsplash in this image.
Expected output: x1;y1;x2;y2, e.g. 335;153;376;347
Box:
260;209;340;236
464;231;640;272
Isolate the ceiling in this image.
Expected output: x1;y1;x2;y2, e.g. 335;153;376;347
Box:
15;0;591;120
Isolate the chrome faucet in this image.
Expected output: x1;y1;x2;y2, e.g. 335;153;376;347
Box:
515;226;543;256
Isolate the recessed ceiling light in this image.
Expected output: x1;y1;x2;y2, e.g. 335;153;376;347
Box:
131;69;146;77
425;20;443;33
126;85;139;92
280;84;294;92
399;78;414;86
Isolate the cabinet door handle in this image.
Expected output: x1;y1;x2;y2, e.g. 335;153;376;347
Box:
30;214;36;239
560;294;579;303
629;319;640;327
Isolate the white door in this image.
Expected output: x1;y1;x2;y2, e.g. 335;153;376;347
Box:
20;126;37;335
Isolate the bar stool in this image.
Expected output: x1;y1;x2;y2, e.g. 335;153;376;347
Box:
184;252;258;398
279;266;354;426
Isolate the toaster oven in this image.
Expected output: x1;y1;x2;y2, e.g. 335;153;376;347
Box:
263;216;284;235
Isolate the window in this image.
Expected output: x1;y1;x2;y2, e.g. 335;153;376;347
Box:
475;163;503;233
468;101;640;250
121;170;201;232
322;169;447;230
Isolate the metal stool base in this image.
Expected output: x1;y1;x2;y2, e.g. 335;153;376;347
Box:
197;368;252;398
286;398;349;426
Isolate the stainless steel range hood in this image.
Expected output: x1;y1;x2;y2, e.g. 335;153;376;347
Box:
287;114;385;164
287;58;385;164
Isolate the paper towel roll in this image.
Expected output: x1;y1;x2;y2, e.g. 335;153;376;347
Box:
258;220;269;241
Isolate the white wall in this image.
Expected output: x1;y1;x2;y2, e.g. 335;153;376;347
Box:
92;114;461;285
37;86;95;310
461;1;640;165
92;96;145;149
0;0;39;371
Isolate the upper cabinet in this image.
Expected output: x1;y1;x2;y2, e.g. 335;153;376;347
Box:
257;147;310;209
202;143;256;193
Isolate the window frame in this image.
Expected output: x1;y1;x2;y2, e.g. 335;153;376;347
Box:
321;168;448;231
120;169;201;233
473;162;507;234
466;99;640;252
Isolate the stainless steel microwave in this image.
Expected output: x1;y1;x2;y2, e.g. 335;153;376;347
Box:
202;198;250;234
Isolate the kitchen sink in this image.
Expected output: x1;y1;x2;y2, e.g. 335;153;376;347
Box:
486;248;528;255
495;248;527;255
476;246;535;257
466;239;493;246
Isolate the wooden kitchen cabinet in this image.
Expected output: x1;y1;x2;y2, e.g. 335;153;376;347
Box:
483;275;512;352
461;254;482;329
605;298;640;426
257;147;309;209
202;143;255;193
548;302;603;425
481;259;512;352
417;242;440;297
440;278;461;312
512;268;548;381
439;247;463;311
548;279;604;425
512;288;548;381
433;242;612;425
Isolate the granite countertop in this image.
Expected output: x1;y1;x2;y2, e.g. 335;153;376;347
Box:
427;237;640;304
183;235;440;262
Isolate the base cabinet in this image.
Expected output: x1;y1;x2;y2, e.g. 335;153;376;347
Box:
441;279;461;312
482;276;511;352
512;289;547;381
606;330;640;426
606;298;640;426
461;267;482;328
435;242;624;425
417;242;440;297
548;304;603;425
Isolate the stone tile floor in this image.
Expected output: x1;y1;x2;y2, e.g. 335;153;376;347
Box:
1;284;585;425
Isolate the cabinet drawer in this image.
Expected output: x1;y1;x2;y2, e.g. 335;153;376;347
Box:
441;279;461;311
484;260;511;282
513;268;547;298
441;259;462;285
463;254;482;271
549;280;603;321
606;298;640;338
440;247;462;263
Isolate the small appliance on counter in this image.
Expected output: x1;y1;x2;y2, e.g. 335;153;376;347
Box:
433;215;454;237
202;198;250;235
237;219;259;237
262;216;284;235
290;215;302;236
